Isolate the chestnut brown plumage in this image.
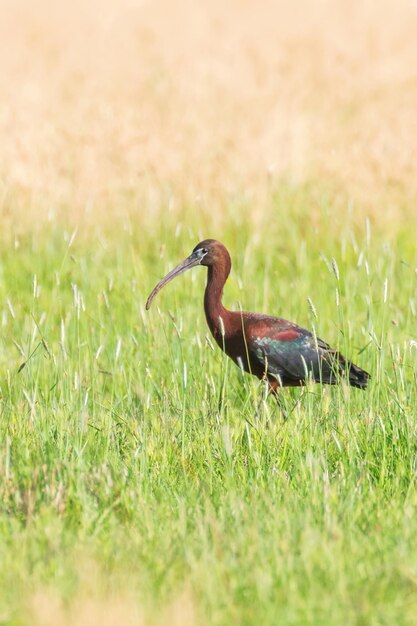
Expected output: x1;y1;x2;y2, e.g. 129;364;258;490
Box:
146;240;370;393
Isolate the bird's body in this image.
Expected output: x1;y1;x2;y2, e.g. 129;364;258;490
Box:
146;239;370;393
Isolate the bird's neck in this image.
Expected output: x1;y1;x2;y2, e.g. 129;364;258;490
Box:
204;263;230;343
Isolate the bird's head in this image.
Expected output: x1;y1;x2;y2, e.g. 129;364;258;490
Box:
145;239;230;310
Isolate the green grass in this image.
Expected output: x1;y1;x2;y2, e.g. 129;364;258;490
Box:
1;190;417;625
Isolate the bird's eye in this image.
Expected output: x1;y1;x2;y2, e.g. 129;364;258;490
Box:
194;246;208;258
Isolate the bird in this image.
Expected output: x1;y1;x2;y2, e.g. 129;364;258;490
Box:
146;239;370;397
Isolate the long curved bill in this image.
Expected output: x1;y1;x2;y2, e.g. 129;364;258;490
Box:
145;252;201;310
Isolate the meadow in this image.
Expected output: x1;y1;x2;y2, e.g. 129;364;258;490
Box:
1;1;417;624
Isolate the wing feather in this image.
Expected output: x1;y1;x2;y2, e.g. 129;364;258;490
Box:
248;319;339;384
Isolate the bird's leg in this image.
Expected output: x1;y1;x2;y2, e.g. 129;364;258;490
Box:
255;379;269;421
269;383;307;421
254;357;274;421
268;383;289;421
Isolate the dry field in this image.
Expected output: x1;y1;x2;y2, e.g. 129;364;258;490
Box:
1;0;417;226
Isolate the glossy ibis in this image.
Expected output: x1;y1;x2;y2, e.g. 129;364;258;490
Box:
146;240;370;395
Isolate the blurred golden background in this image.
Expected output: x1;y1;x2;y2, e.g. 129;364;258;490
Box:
1;0;417;226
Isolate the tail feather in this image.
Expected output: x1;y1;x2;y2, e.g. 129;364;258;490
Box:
346;360;370;389
324;349;370;389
